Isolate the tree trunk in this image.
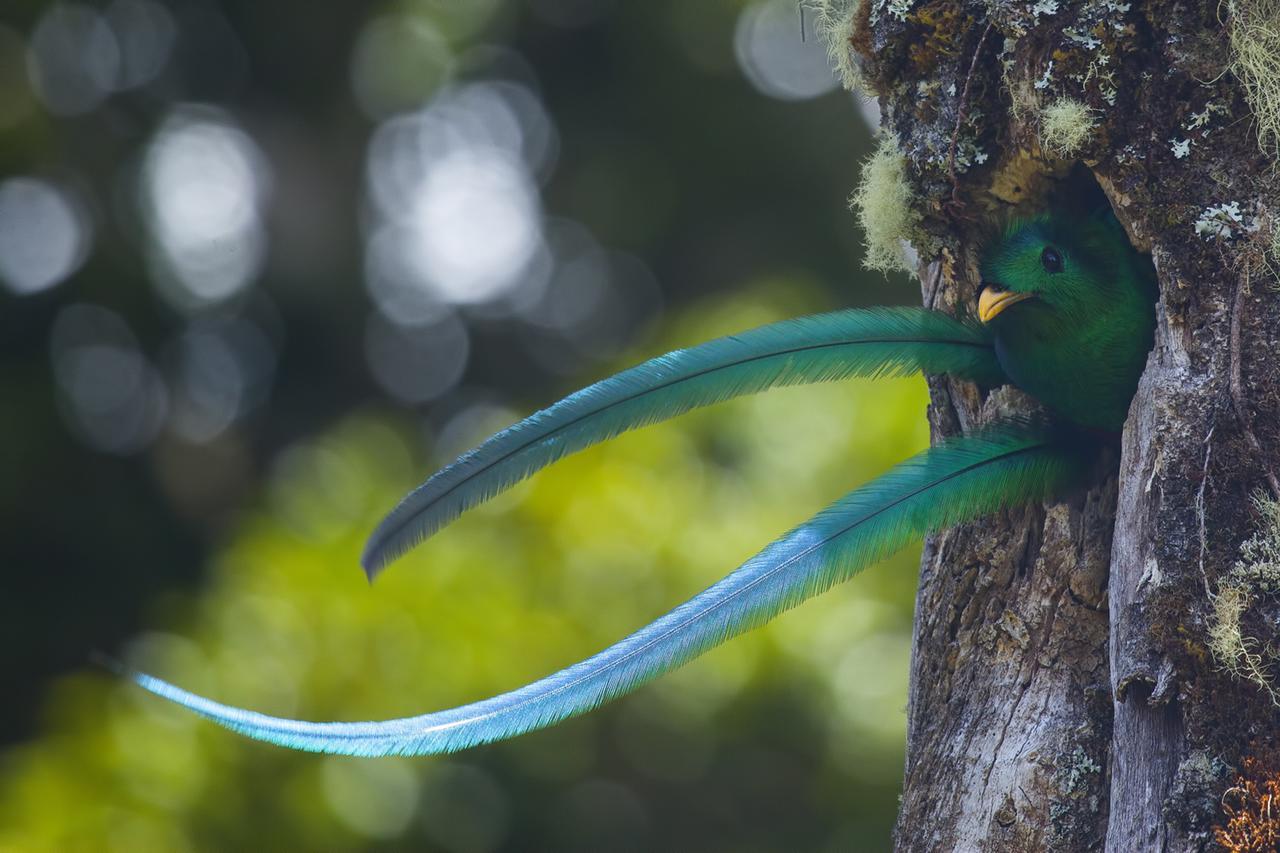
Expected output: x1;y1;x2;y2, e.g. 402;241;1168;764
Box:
828;1;1280;849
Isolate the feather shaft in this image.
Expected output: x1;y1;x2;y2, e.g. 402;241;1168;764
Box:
363;307;1001;576
128;421;1087;756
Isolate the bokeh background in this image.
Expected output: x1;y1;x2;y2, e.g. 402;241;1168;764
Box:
0;1;929;850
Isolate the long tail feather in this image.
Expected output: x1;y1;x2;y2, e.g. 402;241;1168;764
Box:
128;421;1088;757
363;307;1002;577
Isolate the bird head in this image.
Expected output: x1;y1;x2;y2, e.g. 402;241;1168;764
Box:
976;215;1117;325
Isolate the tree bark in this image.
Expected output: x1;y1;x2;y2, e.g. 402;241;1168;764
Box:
833;1;1280;849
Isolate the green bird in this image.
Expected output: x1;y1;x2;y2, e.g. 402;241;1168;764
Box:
123;209;1156;756
977;213;1156;432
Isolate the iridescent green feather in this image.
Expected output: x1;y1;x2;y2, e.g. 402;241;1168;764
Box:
127;421;1088;756
362;307;1003;577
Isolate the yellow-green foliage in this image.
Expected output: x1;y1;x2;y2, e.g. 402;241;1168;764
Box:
851;134;920;275
1040;98;1097;158
812;0;866;93
0;285;928;851
1228;0;1280;158
1208;493;1280;704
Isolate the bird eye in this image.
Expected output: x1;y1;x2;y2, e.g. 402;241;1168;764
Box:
1041;247;1063;273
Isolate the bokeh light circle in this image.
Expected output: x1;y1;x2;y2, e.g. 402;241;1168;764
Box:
0;177;91;296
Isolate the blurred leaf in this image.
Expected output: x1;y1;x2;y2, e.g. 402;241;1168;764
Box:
0;285;923;851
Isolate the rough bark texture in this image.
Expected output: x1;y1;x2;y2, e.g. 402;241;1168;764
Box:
837;1;1280;850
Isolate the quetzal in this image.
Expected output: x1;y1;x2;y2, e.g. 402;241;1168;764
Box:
124;210;1157;756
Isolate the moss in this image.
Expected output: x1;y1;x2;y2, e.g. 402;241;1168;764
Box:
1040;98;1097;157
906;3;972;76
1227;0;1280;158
850;134;920;274
811;0;867;93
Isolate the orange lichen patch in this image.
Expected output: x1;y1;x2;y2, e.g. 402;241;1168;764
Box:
1215;757;1280;852
906;2;971;74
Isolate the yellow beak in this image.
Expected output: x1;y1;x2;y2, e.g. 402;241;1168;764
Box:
977;286;1034;323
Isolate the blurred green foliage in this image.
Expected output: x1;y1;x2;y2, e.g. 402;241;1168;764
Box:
0;0;929;847
0;285;927;851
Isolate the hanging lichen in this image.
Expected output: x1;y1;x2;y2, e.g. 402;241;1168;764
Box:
811;0;868;93
1040;98;1097;157
1208;494;1280;705
1227;0;1280;158
850;134;921;274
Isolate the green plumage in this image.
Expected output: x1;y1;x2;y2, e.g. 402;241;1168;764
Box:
980;213;1157;431
126;208;1159;757
125;422;1090;755
362;307;1002;577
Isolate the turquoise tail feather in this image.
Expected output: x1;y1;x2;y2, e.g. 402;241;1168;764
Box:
129;421;1088;757
362;307;1002;577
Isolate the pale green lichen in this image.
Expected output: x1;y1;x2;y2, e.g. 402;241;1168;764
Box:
1050;1;1126;106
1059;746;1103;795
1194;201;1262;239
1208;493;1280;705
1035;60;1056;91
1227;0;1280;158
1040;98;1097;157
868;0;912;24
809;0;866;93
1031;0;1060;18
850;134;919;274
1185;100;1230;132
1064;27;1102;50
1230;493;1280;592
